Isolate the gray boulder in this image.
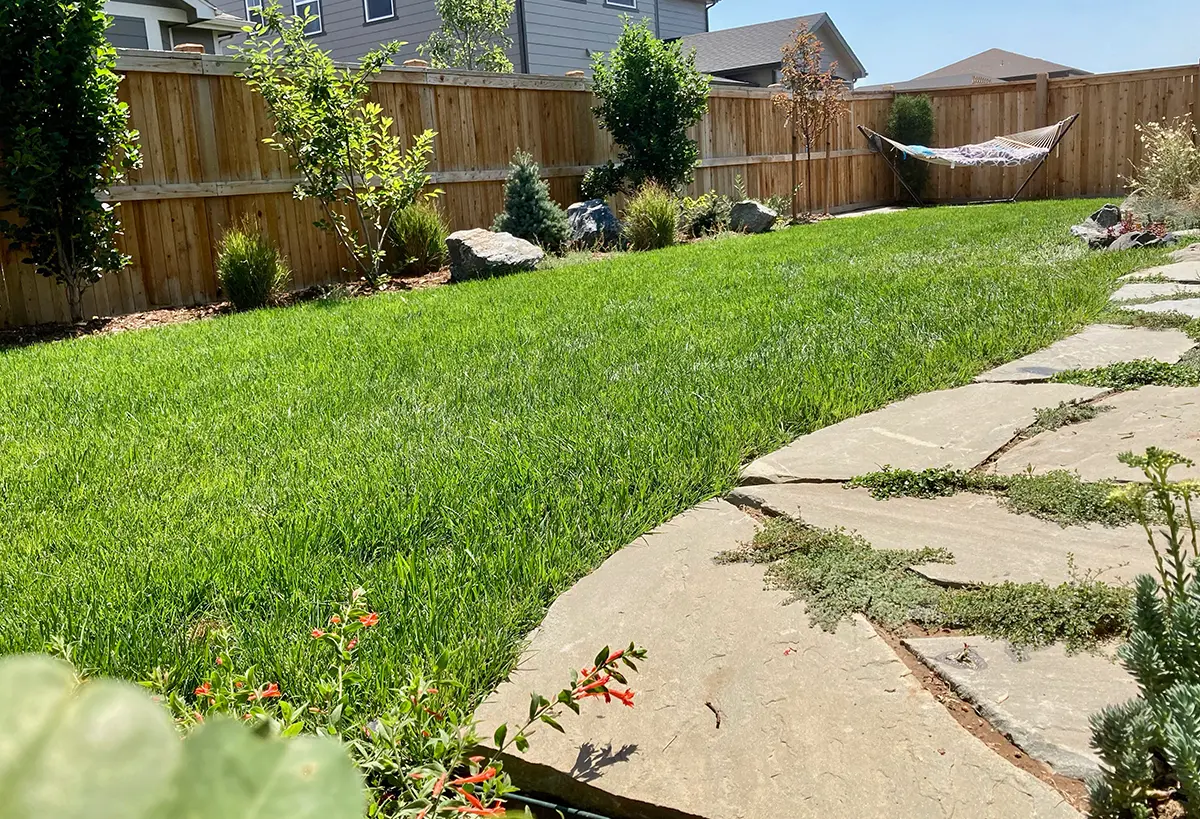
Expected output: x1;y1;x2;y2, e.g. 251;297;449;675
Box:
1107;231;1169;252
729;200;777;234
567;199;620;248
1070;221;1114;249
447;229;543;282
1090;204;1122;229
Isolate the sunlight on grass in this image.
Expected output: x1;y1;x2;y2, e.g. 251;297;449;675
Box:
0;200;1160;710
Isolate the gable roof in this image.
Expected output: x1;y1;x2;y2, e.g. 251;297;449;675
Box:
914;48;1089;81
676;13;867;80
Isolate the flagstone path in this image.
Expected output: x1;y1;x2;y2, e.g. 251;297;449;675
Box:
475;248;1200;818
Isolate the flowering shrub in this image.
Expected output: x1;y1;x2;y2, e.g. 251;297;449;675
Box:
1125;118;1200;201
144;589;646;818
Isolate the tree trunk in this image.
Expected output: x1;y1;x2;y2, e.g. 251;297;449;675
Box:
65;277;84;324
804;139;813;216
790;119;798;221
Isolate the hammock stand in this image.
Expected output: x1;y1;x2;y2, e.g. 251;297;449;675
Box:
857;112;1080;206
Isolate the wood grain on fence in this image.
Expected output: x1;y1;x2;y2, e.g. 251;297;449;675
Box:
1;55;1196;328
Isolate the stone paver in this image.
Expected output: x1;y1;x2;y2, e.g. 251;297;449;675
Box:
474;500;1079;818
1119;260;1200;283
727;483;1152;586
1110;281;1200;302
740;383;1103;484
1169;243;1200;263
974;324;1192;383
1135;298;1200;317
904;637;1136;780
993;387;1200;481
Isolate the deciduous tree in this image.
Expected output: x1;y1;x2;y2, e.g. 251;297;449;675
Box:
420;0;514;73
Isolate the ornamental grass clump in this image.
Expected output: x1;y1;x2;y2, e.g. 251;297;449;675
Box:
391;201;448;275
215;218;291;310
1088;448;1200;818
1125;118;1200;202
623;184;678;251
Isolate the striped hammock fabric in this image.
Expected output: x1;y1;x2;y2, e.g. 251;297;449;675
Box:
860;119;1073;168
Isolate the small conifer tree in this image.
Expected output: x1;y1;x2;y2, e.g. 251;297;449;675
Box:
492;150;569;253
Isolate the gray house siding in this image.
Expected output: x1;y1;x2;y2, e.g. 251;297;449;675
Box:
109;15;151;48
213;0;708;74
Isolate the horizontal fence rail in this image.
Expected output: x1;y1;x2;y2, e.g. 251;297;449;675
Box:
1;54;1197;327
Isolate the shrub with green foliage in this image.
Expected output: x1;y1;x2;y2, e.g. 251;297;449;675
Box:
1089;448;1200;818
493;150;570;253
216;218;291;310
623;184;678;251
886;95;934;203
390;202;448;275
679;191;731;238
0;0;141;322
419;0;514;72
590;18;709;192
580;160;630;200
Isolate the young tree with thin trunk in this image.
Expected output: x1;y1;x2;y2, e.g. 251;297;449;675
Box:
771;24;848;219
420;0;514;73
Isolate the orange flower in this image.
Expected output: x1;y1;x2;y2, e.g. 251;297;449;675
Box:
194;682;213;698
215;657;223;666
234;681;244;689
311;628;325;639
431;772;447;798
346;638;358;651
605;649;625;665
449;767;497;786
358;612;379;627
260;682;282;699
330;614;341;624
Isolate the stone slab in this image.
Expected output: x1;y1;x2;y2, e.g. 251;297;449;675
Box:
1119;260;1200;283
974;325;1192;383
1169;243;1200;263
993;387;1200;481
1109;281;1200;302
740;383;1103;484
727;483;1154;587
904;637;1136;780
1135;298;1200;318
474;500;1080;819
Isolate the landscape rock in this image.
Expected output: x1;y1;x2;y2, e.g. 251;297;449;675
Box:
1107;230;1175;252
993;386;1200;481
975;324;1193;382
567;199;620;248
904;637;1136;780
740;382;1103;484
1070;215;1115;249
729;200;777;233
1119;260;1200;283
1110;281;1200;302
727;483;1155;586
1136;298;1200;317
446;229;543;282
474;500;1079;819
1090;203;1122;229
1170;243;1200;263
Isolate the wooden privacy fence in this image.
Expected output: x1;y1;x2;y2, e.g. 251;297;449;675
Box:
1;54;1197;328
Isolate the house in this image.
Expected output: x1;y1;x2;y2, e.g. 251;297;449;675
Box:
202;0;716;75
103;0;246;53
675;13;866;88
856;48;1090;92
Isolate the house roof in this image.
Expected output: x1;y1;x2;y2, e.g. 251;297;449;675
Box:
676;13;867;80
914;48;1089;81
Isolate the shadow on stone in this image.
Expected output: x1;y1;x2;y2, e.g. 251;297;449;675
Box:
570;742;639;782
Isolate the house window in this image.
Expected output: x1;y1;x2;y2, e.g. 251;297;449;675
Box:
363;0;394;22
245;0;263;25
605;0;636;7
293;0;323;34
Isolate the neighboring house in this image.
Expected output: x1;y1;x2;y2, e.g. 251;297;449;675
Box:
207;0;715;75
856;48;1090;92
104;0;246;53
675;13;866;88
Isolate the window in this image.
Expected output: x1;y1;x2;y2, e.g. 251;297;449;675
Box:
293;0;323;34
245;0;263;25
604;0;636;7
363;0;394;22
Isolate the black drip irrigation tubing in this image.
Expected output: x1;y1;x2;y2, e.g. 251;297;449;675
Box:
505;791;615;819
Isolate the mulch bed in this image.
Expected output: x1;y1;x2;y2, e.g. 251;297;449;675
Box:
0;269;451;351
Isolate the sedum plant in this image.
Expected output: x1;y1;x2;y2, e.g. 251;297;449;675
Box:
0;0;141;323
0;654;364;818
492;150;569;253
235;3;438;287
216;217;292;310
1089;448;1200;818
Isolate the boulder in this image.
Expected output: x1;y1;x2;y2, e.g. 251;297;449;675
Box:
446;229;543;282
1070;221;1114;249
1107;231;1174;252
1090;203;1122;229
567;199;620;248
729;200;778;234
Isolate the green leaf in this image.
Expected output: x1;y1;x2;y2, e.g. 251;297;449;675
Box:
594;647;610;669
539;715;564;733
493;723;507;748
513;734;529;753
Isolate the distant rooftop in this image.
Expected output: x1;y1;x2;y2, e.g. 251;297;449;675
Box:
676;13;866;80
857;48;1090;92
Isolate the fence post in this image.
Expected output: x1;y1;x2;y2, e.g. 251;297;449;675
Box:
1193;61;1200;141
1034;72;1050;197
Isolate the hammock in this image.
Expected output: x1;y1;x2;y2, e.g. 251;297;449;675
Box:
857;113;1079;204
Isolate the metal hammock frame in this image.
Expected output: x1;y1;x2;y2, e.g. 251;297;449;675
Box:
857;112;1080;206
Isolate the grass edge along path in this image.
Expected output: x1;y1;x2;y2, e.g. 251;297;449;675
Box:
0;200;1159;714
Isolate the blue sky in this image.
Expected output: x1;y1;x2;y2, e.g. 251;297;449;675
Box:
709;1;1200;85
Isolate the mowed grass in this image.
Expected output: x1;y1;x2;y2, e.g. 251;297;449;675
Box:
0;200;1159;709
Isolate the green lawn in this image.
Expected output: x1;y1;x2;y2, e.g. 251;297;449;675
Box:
0;200;1160;709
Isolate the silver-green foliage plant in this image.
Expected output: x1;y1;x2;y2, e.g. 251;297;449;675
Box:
623;184;678;251
419;0;514;72
1089;448;1200;818
492;150;569;253
216;217;292;310
235;3;438;286
0;654;364;819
